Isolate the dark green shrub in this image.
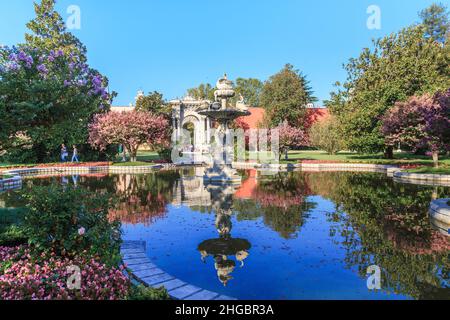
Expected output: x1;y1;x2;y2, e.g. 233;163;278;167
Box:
127;284;170;300
0;225;27;247
0;208;27;246
77;143;119;162
157;148;173;162
21;185;121;265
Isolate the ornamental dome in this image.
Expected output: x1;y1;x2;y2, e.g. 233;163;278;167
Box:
216;74;234;91
215;74;235;100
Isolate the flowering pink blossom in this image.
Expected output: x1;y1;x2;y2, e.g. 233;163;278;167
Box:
0;246;130;300
89;111;170;162
78;227;86;236
381;89;449;166
276;121;308;159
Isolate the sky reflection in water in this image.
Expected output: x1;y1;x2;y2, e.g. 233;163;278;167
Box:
1;168;449;300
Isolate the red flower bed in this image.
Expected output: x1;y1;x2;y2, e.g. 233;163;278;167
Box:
34;162;111;168
1;162;112;171
398;164;421;170
0;246;130;300
29;173;109;180
152;159;170;164
299;160;344;164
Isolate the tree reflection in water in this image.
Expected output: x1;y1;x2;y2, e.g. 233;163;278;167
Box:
2;171;181;226
233;171;317;239
304;172;450;299
1;169;449;299
105;172;179;225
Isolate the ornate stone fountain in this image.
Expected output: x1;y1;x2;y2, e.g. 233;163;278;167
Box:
199;74;250;183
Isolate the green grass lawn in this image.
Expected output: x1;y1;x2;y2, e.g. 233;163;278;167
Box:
114;151;160;163
279;150;450;166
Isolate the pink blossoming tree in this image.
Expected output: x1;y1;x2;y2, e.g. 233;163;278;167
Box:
381;89;450;167
277;121;308;160
89;111;170;162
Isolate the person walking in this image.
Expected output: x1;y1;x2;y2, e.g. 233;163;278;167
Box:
71;145;79;163
61;144;68;162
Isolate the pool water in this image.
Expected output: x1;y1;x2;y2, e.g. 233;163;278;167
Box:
1;168;449;300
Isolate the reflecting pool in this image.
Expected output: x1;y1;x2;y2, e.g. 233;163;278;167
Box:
1;168;449;300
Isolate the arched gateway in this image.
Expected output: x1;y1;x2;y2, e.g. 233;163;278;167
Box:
170;74;251;155
169;96;213;153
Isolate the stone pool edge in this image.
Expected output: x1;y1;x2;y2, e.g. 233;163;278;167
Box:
233;162;450;186
429;198;450;236
121;240;236;301
2;162;449;191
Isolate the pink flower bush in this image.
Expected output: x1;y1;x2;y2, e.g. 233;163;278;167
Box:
276;121;308;160
381;89;450;167
0;246;130;300
89;111;170;162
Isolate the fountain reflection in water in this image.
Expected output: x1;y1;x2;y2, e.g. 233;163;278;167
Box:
198;182;251;286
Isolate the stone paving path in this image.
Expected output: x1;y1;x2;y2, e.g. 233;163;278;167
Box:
121;241;236;301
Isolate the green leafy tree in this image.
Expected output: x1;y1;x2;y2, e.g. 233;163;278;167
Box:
309;116;344;155
135;91;170;117
235;77;263;107
0;47;113;163
260;64;316;128
186;83;216;100
419;3;450;43
0;0;115;163
25;0;87;60
327;26;450;155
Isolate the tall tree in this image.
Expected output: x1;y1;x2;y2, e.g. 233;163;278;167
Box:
381;90;450;167
419;3;450;43
234;78;263;107
25;0;87;60
186;83;215;101
327;26;450;155
260;64;316;128
309;116;344;155
0;0;114;163
135;91;170;117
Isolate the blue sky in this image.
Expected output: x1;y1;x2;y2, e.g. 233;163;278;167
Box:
0;0;445;106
